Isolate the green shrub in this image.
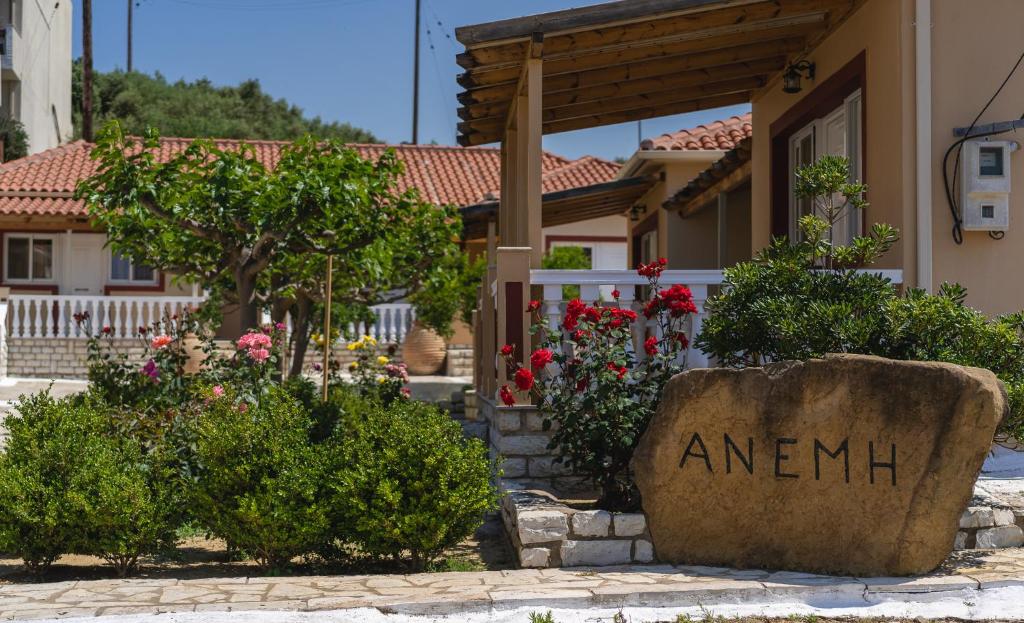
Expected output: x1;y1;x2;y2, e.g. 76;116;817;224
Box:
542;246;591;300
328;399;498;571
0;392;185;578
0;393;101;577
698;155;1024;437
74;439;182;577
884;284;1024;438
283;376;377;442
191;387;328;570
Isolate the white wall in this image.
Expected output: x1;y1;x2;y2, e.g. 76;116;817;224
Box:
2;0;72;154
542;214;629;270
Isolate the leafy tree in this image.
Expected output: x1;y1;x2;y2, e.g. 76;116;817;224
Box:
72;60;377;142
542;246;591;300
0;116;28;162
78;123;462;357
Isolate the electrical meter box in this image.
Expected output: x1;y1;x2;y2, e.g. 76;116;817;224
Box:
961;139;1016;231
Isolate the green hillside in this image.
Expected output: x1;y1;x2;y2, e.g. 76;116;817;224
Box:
72;60;378;143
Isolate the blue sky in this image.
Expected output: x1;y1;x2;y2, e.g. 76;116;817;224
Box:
73;0;750;161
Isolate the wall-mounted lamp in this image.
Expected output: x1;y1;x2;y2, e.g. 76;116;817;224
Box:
782;60;815;94
629;204;645;222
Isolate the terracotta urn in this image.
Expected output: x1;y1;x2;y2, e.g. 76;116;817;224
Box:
182;333;207;374
402;322;446;376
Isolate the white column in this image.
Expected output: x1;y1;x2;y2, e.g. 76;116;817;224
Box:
687;284;709;369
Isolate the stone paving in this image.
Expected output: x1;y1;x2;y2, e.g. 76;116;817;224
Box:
0;549;1021;621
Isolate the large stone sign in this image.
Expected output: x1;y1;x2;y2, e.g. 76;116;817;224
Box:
632;354;1006;576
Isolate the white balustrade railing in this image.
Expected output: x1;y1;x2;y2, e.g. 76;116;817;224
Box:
531;269;722;369
530;268;905;370
7;295;206;339
350;304;416;344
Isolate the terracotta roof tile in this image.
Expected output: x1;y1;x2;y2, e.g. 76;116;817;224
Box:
0;138;619;216
641;112;752;151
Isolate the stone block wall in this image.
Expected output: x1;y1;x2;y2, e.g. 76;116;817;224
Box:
956;504;1024;549
445;346;473;378
479;394;588;493
7;337;473;381
8;338;145;378
501;485;654;568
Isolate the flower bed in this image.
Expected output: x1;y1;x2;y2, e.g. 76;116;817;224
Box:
0;313;499;580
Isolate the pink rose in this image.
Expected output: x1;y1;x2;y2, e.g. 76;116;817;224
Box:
212;385;224;397
248;348;270;363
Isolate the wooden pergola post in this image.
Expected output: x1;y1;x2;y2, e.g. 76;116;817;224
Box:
491;33;543;401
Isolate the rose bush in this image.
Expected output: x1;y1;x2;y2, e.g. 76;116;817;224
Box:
344;334;410;404
499;260;696;510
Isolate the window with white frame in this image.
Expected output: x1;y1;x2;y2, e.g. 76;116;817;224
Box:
4;234;55;282
110;251;157;284
788;89;863;245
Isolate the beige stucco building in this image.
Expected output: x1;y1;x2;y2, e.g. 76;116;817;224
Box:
453;0;1024;401
617;0;1024;317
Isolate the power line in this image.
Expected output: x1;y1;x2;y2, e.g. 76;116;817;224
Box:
165;0;377;11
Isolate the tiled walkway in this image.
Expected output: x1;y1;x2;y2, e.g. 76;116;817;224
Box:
0;549;1022;620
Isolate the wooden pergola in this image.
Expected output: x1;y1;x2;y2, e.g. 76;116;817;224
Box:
456;0;860;147
456;0;860;397
460;175;655;242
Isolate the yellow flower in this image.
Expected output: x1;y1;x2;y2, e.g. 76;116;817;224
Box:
346;342;357;351
377;376;386;384
377;355;389;365
349;362;359;371
361;335;377;346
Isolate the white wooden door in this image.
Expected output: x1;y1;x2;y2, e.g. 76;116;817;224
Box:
65;234;106;295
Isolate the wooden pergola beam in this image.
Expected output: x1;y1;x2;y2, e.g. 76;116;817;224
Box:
458;38;804;106
458;0;852;69
459;14;825;88
459;57;785;122
677;160;752;217
461;91;752;145
460;76;762;136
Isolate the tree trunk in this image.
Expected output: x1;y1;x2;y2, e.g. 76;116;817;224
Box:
288;293;314;378
236;273;260;334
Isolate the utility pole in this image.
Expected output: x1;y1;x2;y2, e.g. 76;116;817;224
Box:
82;0;94;141
126;0;133;72
412;0;420;144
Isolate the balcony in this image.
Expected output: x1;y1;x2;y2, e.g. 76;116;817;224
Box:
0;24;15;74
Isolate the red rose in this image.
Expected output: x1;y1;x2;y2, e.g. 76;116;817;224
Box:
564;298;586;331
611;289;620;299
675;332;690;349
500;344;514;357
499;384;516;407
514;367;534;391
644;336;658;356
526;300;541;312
606;361;627;379
530;348;554;370
575;376;589;393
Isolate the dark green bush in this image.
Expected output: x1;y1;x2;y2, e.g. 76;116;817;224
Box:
74;439;182;577
0;392;182;578
884;284;1024;437
327;399;498;571
698;156;1024;438
191;387;329;570
0;393;101;576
